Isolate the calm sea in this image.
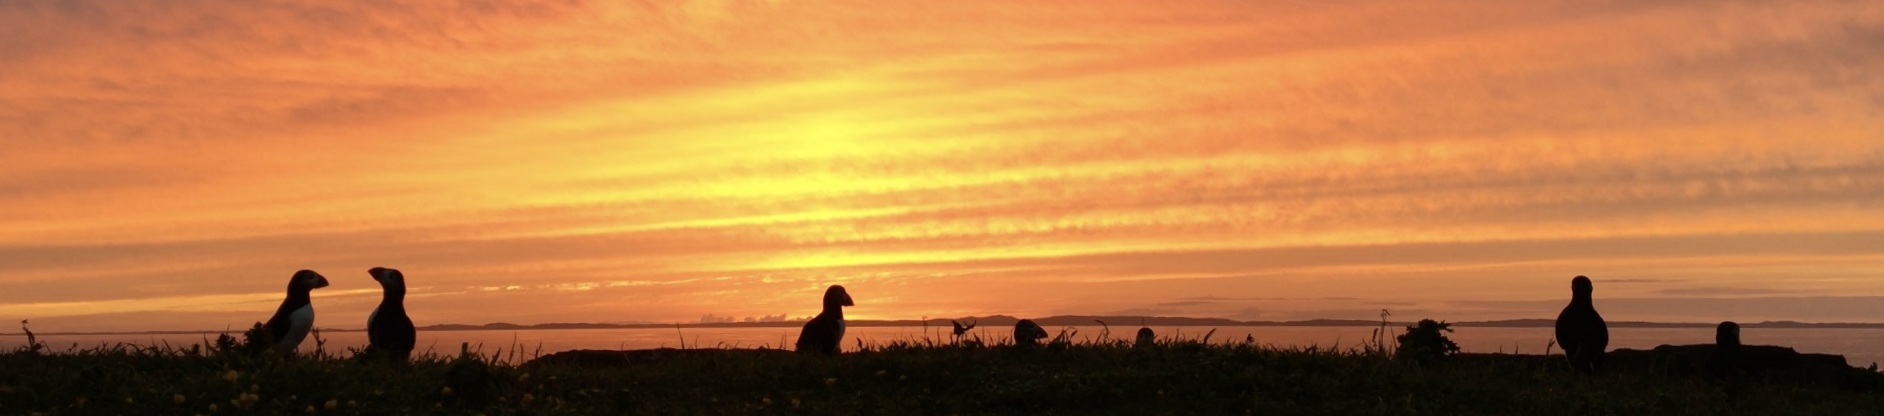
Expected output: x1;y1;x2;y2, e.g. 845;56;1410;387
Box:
7;326;1881;368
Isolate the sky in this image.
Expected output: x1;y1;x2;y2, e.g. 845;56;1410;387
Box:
2;0;1882;332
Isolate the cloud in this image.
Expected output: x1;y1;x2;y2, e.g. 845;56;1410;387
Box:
2;0;1883;331
1652;287;1799;296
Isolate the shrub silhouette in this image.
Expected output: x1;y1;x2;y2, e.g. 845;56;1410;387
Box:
1396;319;1460;363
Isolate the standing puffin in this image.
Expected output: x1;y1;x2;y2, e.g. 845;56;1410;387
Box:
795;285;853;354
1013;319;1048;347
1554;275;1609;372
1709;321;1742;377
365;267;416;362
265;269;330;355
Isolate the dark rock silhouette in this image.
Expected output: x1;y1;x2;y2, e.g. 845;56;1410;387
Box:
1013;319;1048;347
264;270;330;355
1135;327;1156;348
1631;344;1877;390
795;285;853;354
1554;275;1608;372
1452;347;1884;391
364;267;416;362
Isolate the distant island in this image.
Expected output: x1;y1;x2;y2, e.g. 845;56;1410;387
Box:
13;315;1884;336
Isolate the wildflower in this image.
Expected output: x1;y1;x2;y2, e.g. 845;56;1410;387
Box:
519;373;530;382
522;393;534;404
222;370;240;382
441;386;455;397
174;394;187;404
236;392;261;408
762;397;772;406
305;404;316;414
876;370;888;376
791;398;802;409
325;399;338;410
825;377;837;385
347;400;357;408
209;404;219;412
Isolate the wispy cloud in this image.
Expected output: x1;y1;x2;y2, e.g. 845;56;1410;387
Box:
2;0;1882;330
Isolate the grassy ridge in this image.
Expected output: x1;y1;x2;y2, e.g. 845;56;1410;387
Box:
3;337;1883;415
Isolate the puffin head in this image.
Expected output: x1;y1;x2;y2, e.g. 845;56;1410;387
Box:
369;267;406;292
1570;275;1593;297
823;285;854;308
1716;321;1741;346
289;269;330;292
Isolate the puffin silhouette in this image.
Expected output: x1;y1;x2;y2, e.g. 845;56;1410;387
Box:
265;270;330;355
795;285;854;354
1554;275;1609;372
1014;319;1049;347
1709;321;1742;377
365;267;416;362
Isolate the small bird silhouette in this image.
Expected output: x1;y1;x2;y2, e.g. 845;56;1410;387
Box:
952;319;977;337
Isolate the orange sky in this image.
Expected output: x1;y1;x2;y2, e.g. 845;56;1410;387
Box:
3;0;1883;332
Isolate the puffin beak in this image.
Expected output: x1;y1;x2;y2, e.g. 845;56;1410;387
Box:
312;274;331;289
369;267;386;283
842;293;855;307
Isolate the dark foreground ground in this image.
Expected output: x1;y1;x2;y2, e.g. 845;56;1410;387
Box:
3;339;1882;415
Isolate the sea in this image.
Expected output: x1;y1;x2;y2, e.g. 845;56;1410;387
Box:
7;326;1881;368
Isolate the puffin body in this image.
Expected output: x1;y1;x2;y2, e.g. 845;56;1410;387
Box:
1013;319;1048;347
795;285;854;354
1709;321;1742;377
366;267;417;361
1135;327;1156;348
264;270;330;355
1554;275;1609;372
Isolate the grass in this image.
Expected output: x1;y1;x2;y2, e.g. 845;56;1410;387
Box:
3;328;1883;415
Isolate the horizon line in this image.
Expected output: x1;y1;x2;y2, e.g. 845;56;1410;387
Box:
11;315;1884;337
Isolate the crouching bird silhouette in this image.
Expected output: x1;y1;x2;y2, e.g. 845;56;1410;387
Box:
796;285;854;354
1014;319;1049;347
363;267;416;362
1554;275;1609;373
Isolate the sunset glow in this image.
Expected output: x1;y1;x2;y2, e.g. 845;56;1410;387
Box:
3;0;1882;332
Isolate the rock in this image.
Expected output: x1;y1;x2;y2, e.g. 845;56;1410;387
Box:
1458;344;1884;391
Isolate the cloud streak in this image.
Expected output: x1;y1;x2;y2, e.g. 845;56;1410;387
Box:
2;0;1882;331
